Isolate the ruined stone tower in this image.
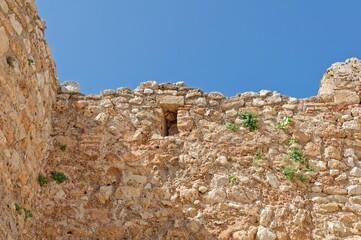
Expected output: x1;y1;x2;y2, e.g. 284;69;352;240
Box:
1;1;361;239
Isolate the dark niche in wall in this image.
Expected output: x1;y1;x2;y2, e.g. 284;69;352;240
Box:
162;109;178;136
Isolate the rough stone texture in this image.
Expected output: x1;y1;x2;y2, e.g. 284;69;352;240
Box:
0;0;58;239
2;1;361;239
60;81;80;93
33;56;361;239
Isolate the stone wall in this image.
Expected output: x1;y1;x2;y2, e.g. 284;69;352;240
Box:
0;0;58;239
2;0;361;239
32;58;361;239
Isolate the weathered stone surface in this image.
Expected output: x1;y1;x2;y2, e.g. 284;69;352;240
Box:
334;90;360;105
2;4;361;239
9;14;22;35
265;173;279;188
350;167;361;177
61;81;80;93
347;185;361;196
158;95;184;110
257;226;277;240
0;27;9;56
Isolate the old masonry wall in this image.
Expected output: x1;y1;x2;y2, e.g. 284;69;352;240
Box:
0;0;58;239
2;1;361;239
33;58;361;240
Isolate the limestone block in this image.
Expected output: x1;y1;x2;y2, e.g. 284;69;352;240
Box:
96;186;113;204
198;186;208;193
317;203;339;213
123;174;147;185
304;142;321;157
347;185;361;196
334;90;360;105
260;206;273;226
179;187;198;203
61;81;80;93
101;89;116;96
216;156;228;165
211;174;229;188
95;112;109;125
266;173;279;188
257;226;276;240
129;97;143;105
327;159;347;170
143;88;154;94
343;120;360;130
9;14;22;35
207;91;224;100
99;99;113;108
204;189;226;204
325;146;342;160
114;187;141;200
327;221;348;235
139;80;158;89
195;97;207;106
350;167;361;177
159;95;184;111
323;186;348;195
0;1;8;13
0;27;9;56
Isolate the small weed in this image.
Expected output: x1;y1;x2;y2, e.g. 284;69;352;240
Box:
60;144;67;152
306;165;314;172
283;166;296;180
38;174;48;187
226;123;239;132
288;137;297;145
229;176;238;184
238;112;259;132
15;203;22;215
27;58;35;66
6;56;15;68
25;209;33;218
252;160;260;168
254;150;263;160
277;116;293;129
289;148;305;164
51;171;67;184
298;173;307;182
194;171;202;178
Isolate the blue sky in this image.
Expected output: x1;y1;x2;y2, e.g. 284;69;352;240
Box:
37;1;361;98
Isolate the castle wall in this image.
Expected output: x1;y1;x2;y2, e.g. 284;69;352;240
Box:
0;0;58;238
35;58;361;239
1;0;361;239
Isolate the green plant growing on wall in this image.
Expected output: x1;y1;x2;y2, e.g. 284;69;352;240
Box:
254;150;263;160
238;112;259;132
51;171;67;184
60;144;67;152
6;56;15;68
252;149;263;167
226;123;239;132
38;174;48;187
229;176;238;185
15;203;23;215
27;58;35;66
298;173;307;182
289;147;306;164
252;160;260;168
283;166;296;180
288;137;297;145
277;116;293;129
306;165;314;172
25;209;33;219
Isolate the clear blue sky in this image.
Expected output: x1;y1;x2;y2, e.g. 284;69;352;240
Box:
37;1;361;98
